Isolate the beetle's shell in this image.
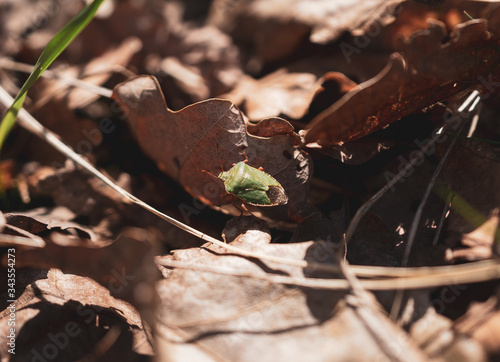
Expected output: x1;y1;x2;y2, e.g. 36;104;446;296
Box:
218;162;288;206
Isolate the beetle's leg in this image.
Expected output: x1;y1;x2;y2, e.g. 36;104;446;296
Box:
234;202;254;216
233;153;247;166
216;144;225;172
233;202;245;215
241;203;257;216
241;203;249;213
201;169;220;180
232;150;249;166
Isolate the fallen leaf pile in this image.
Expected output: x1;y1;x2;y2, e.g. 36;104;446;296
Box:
1;0;500;361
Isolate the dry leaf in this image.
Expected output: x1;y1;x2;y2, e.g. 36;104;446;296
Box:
221;69;321;120
455;294;500;357
410;307;486;361
448;210;500;261
112;75;314;224
0;269;153;360
3;227;159;327
209;0;405;51
305;18;500;146
155;217;427;362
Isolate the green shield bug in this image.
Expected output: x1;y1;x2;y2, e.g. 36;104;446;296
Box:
217;161;288;207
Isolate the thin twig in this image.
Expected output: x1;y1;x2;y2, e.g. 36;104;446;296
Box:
389;127;463;320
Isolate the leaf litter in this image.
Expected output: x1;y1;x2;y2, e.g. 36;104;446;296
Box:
1;0;500;361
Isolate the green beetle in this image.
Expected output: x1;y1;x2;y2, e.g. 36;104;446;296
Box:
218;162;288;206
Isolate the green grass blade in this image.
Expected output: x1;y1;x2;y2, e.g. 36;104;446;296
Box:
0;0;105;152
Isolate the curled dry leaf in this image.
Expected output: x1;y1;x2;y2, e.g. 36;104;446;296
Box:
305;18;500;146
112;75;313;223
302;73;397;164
5;227;159;326
0;269;154;360
0;213;46;248
0;209;100;249
306;72;358;119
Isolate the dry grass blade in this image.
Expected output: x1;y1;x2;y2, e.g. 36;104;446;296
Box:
157;258;500;291
391;118;471;321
